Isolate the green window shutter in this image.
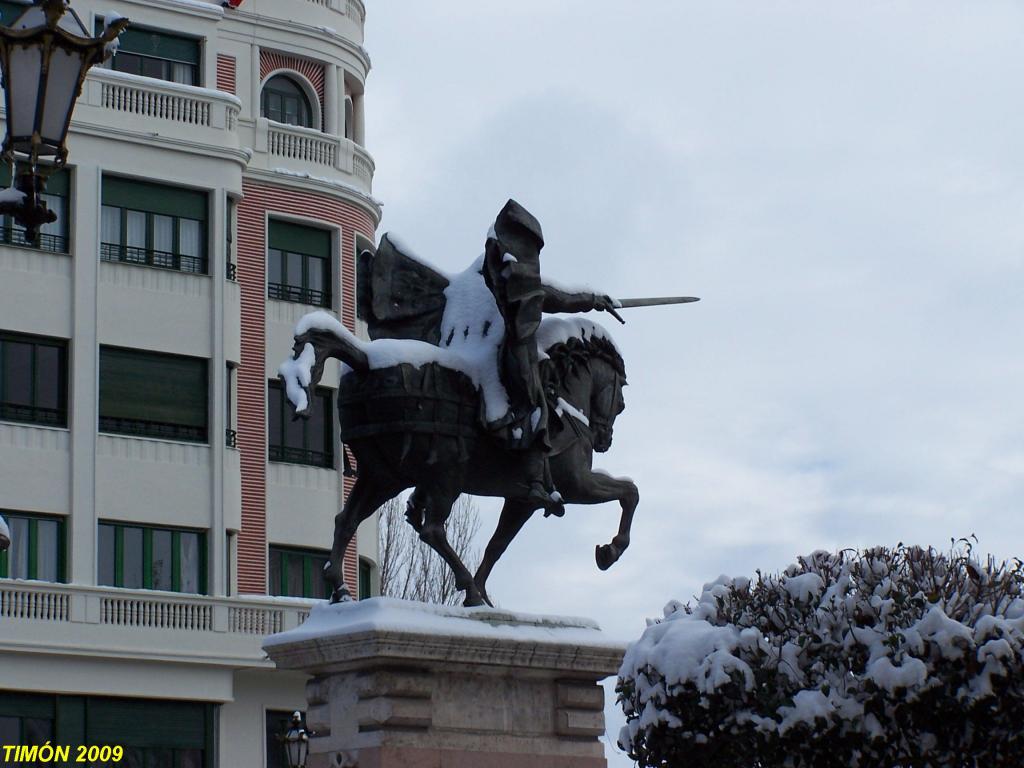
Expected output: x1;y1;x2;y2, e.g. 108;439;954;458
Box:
55;696;86;747
99;347;208;435
0;166;69;197
94;21;200;65
86;698;207;749
0;692;54;719
269;220;331;258
102;177;207;220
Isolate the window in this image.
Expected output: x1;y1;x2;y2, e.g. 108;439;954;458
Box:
269;546;329;599
267;220;332;307
226;198;237;281
0;693;54;761
0;332;68;428
225;363;237;448
98;522;206;594
98;21;201;86
265;710;306;768
0;693;215;768
99;347;208;443
0;166;69;253
358;557;372;600
267;380;333;468
261;75;313;128
101;177;208;274
0;512;64;583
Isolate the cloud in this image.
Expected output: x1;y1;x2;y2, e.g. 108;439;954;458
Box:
364;4;1024;764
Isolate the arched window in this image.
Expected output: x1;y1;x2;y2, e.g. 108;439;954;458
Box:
261;74;313;128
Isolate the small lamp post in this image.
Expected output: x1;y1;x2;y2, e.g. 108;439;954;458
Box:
0;0;127;242
281;710;311;768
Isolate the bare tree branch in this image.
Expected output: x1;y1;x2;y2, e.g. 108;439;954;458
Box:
377;494;483;606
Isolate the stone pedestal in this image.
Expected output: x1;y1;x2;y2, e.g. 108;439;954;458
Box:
263;598;626;768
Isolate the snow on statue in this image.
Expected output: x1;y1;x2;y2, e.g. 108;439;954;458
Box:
280;200;647;606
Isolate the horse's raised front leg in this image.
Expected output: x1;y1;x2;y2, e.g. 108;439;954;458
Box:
473;499;538;607
416;485;486;608
558;466;639;571
325;473;404;603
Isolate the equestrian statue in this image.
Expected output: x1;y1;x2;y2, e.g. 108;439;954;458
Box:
279;199;697;606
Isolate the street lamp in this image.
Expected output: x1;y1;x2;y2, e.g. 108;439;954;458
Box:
281;711;311;768
0;0;127;242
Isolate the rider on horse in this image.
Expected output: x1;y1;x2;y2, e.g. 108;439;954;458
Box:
482;200;619;514
357;199;620;516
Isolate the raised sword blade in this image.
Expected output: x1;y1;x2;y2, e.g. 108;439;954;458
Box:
616;296;701;308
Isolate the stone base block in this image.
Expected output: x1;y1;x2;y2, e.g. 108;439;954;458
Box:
264;598;626;768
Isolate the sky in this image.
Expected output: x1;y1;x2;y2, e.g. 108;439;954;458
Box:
361;3;1024;762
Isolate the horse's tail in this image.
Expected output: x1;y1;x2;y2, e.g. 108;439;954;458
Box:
279;312;369;416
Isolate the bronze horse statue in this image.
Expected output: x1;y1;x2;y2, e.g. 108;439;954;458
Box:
281;314;637;607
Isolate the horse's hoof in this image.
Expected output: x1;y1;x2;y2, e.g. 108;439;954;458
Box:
595;544;617;571
463;593;485;608
330;584;354;604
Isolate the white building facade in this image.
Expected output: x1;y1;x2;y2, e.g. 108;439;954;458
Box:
0;0;379;764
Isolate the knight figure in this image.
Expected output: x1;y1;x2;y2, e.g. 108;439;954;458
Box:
358;199;620;515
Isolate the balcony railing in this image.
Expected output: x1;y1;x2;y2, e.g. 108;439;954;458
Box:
99;415;207;444
267;121;338;167
0;225;68;254
0;402;67;428
85;68;241;133
249;119;376;200
101;242;207;275
0;582;315;645
267;282;331;308
269;445;333;468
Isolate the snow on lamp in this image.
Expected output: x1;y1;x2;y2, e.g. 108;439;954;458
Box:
281;711;310;768
0;0;127;242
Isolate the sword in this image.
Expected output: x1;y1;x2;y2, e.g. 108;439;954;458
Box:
604;296;700;324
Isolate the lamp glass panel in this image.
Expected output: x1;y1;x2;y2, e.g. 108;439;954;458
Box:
40;46;85;150
7;45;43;144
11;6;46;30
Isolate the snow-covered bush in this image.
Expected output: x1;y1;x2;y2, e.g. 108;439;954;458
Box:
617;541;1024;767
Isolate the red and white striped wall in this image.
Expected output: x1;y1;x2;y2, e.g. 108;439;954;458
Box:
236;179;374;595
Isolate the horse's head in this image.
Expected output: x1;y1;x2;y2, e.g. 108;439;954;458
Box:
588;353;626;453
545;331;626;454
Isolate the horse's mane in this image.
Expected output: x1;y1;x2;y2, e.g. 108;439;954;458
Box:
543;334;626;383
